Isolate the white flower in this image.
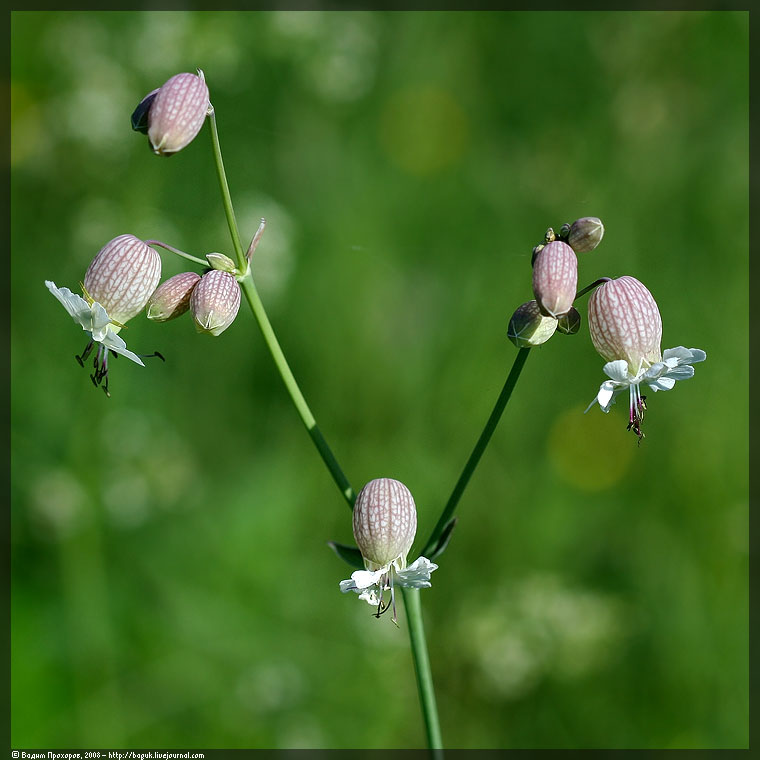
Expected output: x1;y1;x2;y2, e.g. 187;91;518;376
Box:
340;556;438;621
47;280;146;396
585;346;707;439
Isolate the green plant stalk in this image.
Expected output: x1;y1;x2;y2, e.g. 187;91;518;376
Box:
239;275;356;507
208;109;246;271
401;587;443;754
421;347;530;557
206;114;354;507
207;108;441;749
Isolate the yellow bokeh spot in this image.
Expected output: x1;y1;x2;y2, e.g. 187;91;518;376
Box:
547;405;635;491
379;85;468;176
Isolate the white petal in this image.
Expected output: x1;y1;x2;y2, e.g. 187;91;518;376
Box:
350;568;386;590
46;281;93;328
89;302;112;341
663;346;706;365
339;578;358;594
603;360;631;383
100;329;145;366
664;365;695;381
357;588;381;606
647;376;676;391
396;556;438;589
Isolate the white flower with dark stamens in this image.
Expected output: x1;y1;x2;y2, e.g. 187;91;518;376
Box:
47;234;163;396
532;240;578;318
586;276;706;440
190;269;241;336
340;478;437;623
146;70;210;156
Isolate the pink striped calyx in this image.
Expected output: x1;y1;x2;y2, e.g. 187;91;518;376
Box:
189;269;241;336
146;271;201;322
147;70;210;156
532;240;578;318
83;235;162;327
587;276;662;370
352;478;417;571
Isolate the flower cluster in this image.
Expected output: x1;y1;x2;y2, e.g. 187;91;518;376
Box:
47;70;246;396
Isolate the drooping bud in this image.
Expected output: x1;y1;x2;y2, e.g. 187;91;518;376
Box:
507;300;558;347
556;306;581;335
131;88;159;134
146;271;201;322
588;276;662;370
147;71;210;156
189;269;241;336
83;235;162;326
567;216;604;253
352;478;417;571
532;240;578;318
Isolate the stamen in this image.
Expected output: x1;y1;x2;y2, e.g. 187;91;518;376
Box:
75;339;95;367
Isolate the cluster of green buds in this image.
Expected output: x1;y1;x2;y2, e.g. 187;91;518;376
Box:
508;216;603;348
47;69;256;396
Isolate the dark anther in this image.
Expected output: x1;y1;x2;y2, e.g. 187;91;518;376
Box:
75;355;84;367
138;350;166;362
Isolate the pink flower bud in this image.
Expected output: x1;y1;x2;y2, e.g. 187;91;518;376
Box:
532;240;578;318
147;71;210;156
588;276;663;370
352;478;417;570
507;300;557;347
189;270;241;336
567;216;604;253
146;271;201;322
83;235;161;324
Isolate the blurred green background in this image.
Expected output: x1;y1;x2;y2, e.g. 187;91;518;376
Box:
10;10;748;749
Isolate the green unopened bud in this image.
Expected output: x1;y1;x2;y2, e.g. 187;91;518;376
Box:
83;235;161;324
531;244;544;267
147;70;210;156
352;478;417;571
507;300;558;347
558;222;571;239
205;253;237;273
532;240;578;318
146;271;201;322
189;269;241;336
567;216;604;253
556;306;581;335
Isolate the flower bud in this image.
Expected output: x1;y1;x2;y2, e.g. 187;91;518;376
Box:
556;306;581;335
205;252;237;273
532;240;578;318
588;276;662;369
507;300;557;347
189;269;241;336
146;271;201;322
352;478;417;571
84;235;161;325
131;88;159;134
147;71;210;156
567;216;604;253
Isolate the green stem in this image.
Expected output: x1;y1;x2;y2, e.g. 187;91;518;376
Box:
401;587;443;754
421;347;530;557
207;108;246;272
144;239;208;268
206;107;354;507
237;275;356;507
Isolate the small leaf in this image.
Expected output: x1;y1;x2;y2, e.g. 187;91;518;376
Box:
429;517;458;560
327;541;364;569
